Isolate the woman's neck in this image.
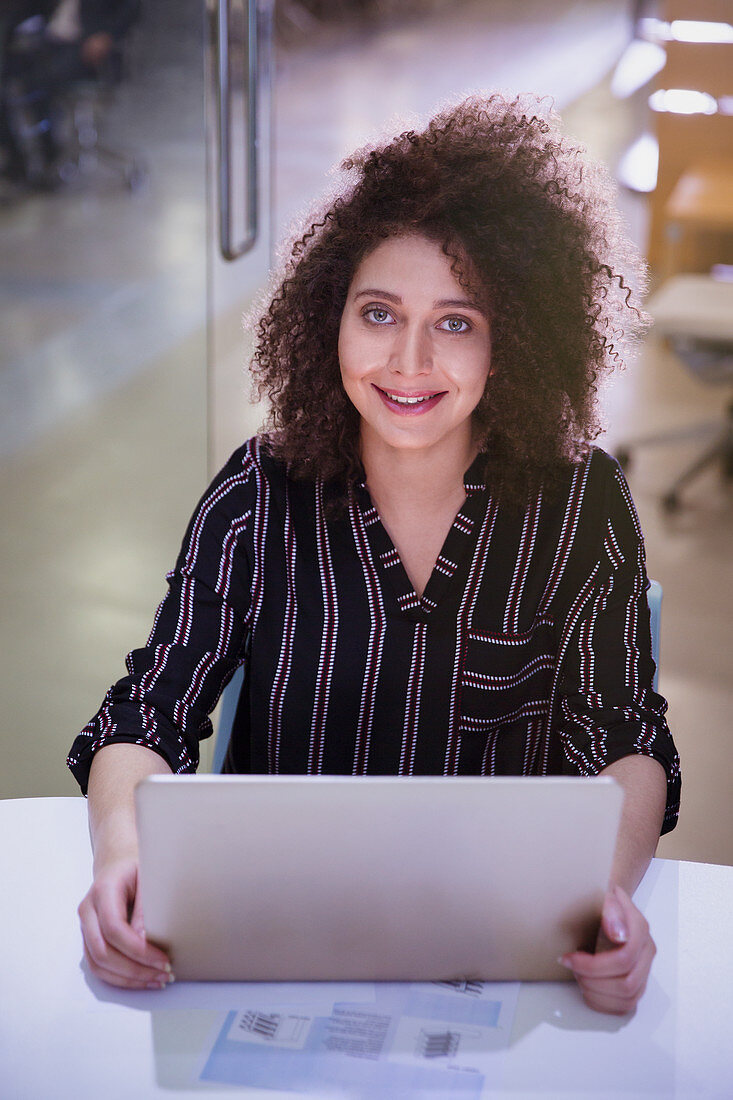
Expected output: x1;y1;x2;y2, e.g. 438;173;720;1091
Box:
360;432;478;518
360;433;479;597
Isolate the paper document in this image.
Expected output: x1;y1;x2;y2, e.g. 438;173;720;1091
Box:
200;979;519;1097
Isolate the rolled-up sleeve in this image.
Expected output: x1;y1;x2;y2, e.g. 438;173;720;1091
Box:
556;460;681;834
67;443;260;794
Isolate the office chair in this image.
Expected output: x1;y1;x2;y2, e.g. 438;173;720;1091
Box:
212;663;245;773
647;578;662;693
55;47;146;192
615;273;733;511
210;582;663;772
2;25;145;192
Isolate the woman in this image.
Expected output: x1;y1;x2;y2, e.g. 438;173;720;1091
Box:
69;95;680;1013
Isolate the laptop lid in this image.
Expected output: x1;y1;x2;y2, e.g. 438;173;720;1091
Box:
135;774;623;982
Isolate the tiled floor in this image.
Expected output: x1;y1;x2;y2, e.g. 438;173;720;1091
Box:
1;2;731;866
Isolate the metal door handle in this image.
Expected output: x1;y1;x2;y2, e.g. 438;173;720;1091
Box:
216;0;258;260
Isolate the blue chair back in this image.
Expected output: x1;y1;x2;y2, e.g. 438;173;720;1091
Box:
647;578;662;693
210;581;663;772
212;664;244;774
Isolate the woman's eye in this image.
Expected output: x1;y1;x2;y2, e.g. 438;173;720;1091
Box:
439;317;471;333
363;307;393;324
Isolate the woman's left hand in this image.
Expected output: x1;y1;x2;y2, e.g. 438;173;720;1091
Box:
559;883;656;1015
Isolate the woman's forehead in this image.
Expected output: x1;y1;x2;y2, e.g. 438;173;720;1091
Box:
352;234;464;287
349;233;485;310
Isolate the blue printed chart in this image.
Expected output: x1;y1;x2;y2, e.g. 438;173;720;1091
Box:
200;980;519;1097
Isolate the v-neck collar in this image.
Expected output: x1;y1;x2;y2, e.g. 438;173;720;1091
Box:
353;453;489;622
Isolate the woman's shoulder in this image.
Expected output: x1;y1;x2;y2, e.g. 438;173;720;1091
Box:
211;434;327;519
554;445;643;567
219;433;277;473
549;445;628;513
180;436;289;533
533;446;637;557
214;434;293;490
581;446;637;520
176;437;295;565
573;444;623;485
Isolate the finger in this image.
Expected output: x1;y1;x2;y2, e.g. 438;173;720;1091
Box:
579;987;637;1016
93;881;171;970
577;938;656;1001
600;887;628;947
81;900;173;986
601;885;648;949
84;926;173;985
560;942;636;979
84;949;171;991
572;946;651;1012
577;978;645;1016
562;896;650;979
81;887;172;981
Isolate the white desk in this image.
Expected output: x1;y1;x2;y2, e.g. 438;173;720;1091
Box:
1;797;731;1099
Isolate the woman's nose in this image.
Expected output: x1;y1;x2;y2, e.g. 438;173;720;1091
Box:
388;323;433;376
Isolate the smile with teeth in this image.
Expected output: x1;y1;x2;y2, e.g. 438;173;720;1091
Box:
374;385;446;410
386;391;435;405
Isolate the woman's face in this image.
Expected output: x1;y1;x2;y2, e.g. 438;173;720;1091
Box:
338;233;491;462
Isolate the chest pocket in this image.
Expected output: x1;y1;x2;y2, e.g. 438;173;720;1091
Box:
458;618;556;735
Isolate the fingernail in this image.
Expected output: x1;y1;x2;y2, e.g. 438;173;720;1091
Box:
557;955;572;968
608;920;628;944
164;963;172;974
146;980;165;990
605;892;628;943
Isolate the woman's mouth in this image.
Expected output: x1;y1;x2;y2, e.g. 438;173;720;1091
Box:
373;385;446;414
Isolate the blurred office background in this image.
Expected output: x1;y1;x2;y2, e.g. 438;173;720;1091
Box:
1;0;731;865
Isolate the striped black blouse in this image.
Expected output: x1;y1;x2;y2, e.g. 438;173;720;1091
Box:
68;436;680;833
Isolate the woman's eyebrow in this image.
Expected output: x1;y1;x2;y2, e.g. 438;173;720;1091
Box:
353;288;402;303
433;297;483;312
353;289;483;312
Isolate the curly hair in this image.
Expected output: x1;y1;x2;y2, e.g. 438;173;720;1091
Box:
251;93;648;506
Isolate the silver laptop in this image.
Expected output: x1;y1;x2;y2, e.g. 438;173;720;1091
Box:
135;774;623;982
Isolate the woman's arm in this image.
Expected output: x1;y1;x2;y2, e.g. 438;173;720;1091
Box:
67;442;258;796
560;754;667;1014
553;457;680;1013
70;446;265;986
603;754;667;895
78;744;174;989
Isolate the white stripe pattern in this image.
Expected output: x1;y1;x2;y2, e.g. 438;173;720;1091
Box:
67;443;679;835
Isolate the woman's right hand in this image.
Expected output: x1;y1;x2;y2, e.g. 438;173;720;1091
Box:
78;855;173;990
81;742;176;988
